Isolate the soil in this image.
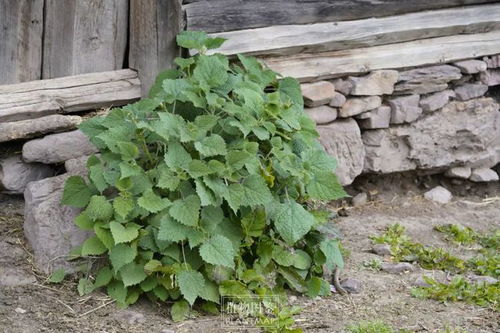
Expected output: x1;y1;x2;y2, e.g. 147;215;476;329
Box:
0;174;499;333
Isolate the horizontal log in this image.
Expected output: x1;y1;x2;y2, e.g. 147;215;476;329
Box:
0;115;82;143
184;0;498;33
0;69;141;122
208;4;500;57
262;31;500;82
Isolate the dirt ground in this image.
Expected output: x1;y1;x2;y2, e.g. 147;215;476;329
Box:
0;174;499;333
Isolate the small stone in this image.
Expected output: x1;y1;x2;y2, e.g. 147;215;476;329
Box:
381;262;415;274
305;106;338;125
0;155;53;194
469;168;499;182
468;275;498;285
161;329;175;333
330;78;353;95
339;96;382;117
22;130;98;164
15;307;27;314
419;90;455;112
444;167;472;179
454;83;488;101
351;192;368;206
452;60;487;74
116;310;146;325
289;295;298;303
479;69;500;86
349;70;399;96
301;81;336;107
358;106;391;129
329;92;347;107
424;186;452;204
340;278;362;294
388;95;422;124
372;244;392;256
484;55;500;68
0;115;82;143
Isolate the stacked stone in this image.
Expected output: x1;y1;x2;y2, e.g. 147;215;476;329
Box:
302;54;500;186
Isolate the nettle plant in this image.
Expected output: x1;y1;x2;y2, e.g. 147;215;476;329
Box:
62;31;347;321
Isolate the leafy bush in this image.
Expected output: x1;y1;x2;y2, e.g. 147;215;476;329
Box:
62;31;346;319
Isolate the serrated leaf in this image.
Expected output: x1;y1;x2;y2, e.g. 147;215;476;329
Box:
171;299;190;322
94;223;115;250
61;176;93;208
81;236;107;256
320;239;344;271
157;216;190;242
195;179;218;206
110;222;140;244
199;280;220;304
199;235;235;269
194;134;227;157
78;278;95;296
306;277;323;298
109;243;137;272
107;280;127;304
140;276;158;292
119;162;142;179
226;150;252;170
165;141;192;170
302;149;337;172
226;175;273;212
120;262;147;287
176;30;208;50
74;213;94;230
48;268;66;283
113;196;134;219
157;166;180;191
306;171;348;201
272;201;315;245
177;270;205;305
117;142;139;161
170;195;200;226
187;160;212;178
85;195;113;221
200;206;224;233
138;189;171;213
292;250;312;270
148;68;179;98
194;55;228;89
241;209;266;237
94;266;113;288
89;163;107;193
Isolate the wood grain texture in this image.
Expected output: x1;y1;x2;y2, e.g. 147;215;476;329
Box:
184;0;498;33
42;0;128;79
262;31;500;82
208;4;500;57
129;0;183;96
0;69;141;122
0;0;43;84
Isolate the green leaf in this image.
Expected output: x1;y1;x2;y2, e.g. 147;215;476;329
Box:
61;176;93;208
187;160;212;178
78;278;95;296
195;179;218;207
199;280;220;304
109;243;137;272
226;175;273;212
110;222;140;244
165;141;192;170
89;163;107;193
219;280;250;297
148;68;178;98
94;223;115;250
199;235;235;269
107;280;127;304
94;266;113;288
157;166;180;191
306;277;323;298
292;250;312;270
241;209;266;237
171;299;190;322
226;150;253;170
194;135;227;157
120;262;147;287
302;149;337;172
48;268;66;283
194;55;228;89
320;239;344;271
205;37;226;50
170;195;200;226
117;142;139;161
74;213;94;230
200;206;224;234
272;201;315;245
306;171;348;201
81;236;107;256
177;270;205;305
85;195;114;221
113;196;134;219
137;189;171;213
158;216;190;242
176;30;209;50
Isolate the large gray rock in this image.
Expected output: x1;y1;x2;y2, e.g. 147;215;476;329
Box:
301;81;336;107
444;167;472;179
317;119;365;185
469;168;499;182
388;95;422;124
424;186;452;204
0;115;82;143
0;155;53;194
419;90;455;113
452;60;487;74
24;174;91;273
22;130;98;164
358;106;391;129
484;55;500;68
454;83;488;101
348;70;398;96
479;69;500;86
363;98;500;174
339;96;381;118
394;65;461;95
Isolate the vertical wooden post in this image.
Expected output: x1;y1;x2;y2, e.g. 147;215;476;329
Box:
129;0;183;96
0;0;43;84
42;0;128;79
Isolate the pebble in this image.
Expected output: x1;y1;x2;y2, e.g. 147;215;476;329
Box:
115;310;146;325
15;307;27;314
424;186;452;204
381;262;415;274
469;168;499;182
351;192;368;207
340;278;362;294
372;244;392;256
289;295;297;303
161;329;175;333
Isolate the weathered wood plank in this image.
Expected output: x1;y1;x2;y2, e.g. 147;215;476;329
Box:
0;69;141;122
184;0;498;33
0;0;43;84
42;0;128;79
129;0;183;96
262;31;500;82
208;4;500;57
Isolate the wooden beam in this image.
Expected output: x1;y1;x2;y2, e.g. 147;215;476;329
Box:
262;31;500;82
0;0;43;84
42;0;128;79
208;4;500;57
184;0;498;33
129;0;183;96
0;69;141;123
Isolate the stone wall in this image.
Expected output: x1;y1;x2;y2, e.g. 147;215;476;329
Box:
304;55;500;185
